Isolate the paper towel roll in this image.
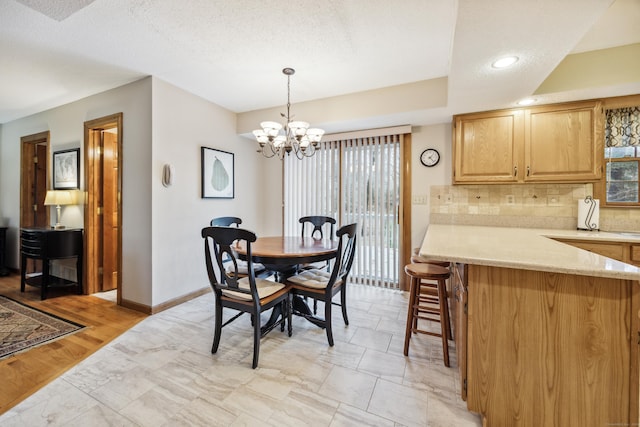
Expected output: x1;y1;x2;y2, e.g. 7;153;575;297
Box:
577;197;599;230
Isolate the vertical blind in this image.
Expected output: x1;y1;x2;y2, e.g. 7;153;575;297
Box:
284;132;402;288
283;140;340;236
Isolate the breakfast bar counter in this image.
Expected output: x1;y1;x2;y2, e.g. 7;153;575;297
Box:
419;224;640;427
419;224;640;280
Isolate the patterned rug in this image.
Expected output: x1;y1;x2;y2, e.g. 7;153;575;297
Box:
0;296;85;360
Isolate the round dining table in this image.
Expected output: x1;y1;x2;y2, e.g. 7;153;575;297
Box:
235;236;338;277
235;236;339;330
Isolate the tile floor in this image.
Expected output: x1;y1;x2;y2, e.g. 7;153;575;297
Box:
0;284;482;426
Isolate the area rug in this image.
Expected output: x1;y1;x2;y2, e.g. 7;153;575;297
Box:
0;296;85;360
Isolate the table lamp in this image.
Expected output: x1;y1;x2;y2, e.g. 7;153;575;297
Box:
44;190;73;230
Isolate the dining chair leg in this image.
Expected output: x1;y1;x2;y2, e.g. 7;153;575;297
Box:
287;295;293;337
212;302;223;354
252;310;261;369
340;285;349;325
280;300;286;332
325;294;334;347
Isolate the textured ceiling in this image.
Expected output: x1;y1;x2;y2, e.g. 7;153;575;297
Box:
0;0;639;128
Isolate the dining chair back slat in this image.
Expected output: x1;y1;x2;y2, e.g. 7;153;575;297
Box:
210;216;242;227
299;216;336;240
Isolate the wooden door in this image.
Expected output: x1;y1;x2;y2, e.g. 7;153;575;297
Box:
453;110;523;183
84;113;122;297
524;101;602;182
101;131;118;291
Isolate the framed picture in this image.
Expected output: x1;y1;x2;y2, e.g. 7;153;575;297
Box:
53;148;80;190
201;147;234;199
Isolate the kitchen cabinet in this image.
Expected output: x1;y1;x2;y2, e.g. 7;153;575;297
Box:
453;109;523;183
453;100;602;184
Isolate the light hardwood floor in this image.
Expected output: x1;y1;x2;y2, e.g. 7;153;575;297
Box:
0;274;146;415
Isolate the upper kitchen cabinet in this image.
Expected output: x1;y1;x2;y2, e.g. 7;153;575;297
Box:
453;100;603;184
453;109;523;183
524;101;603;182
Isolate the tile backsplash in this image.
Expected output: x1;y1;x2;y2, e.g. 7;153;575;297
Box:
430;183;640;231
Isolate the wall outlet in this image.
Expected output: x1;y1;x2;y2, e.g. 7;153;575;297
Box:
412;194;427;205
505;195;515;205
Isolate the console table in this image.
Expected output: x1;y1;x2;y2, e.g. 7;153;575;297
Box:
0;227;8;276
20;227;83;300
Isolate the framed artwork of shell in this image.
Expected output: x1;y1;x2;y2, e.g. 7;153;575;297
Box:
201;147;234;199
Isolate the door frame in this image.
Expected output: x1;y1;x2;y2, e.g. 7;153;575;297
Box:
83;113;123;302
20;131;51;229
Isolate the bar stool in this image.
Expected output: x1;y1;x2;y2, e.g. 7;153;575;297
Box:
403;263;451;366
410;249;452;339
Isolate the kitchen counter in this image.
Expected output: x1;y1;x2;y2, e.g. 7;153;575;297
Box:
419;224;640;280
422;224;640;426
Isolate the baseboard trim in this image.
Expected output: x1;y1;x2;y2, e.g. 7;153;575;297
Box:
150;287;211;314
119;287;210;314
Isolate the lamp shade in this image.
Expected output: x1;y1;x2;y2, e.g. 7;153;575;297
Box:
44;190;72;206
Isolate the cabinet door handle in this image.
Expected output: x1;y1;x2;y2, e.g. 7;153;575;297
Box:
527;166;530;176
514;165;517;176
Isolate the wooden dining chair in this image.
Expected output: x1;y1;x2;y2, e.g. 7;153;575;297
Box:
286;223;357;346
202;226;292;369
298;216;337;312
209;216;268;277
299;216;336;240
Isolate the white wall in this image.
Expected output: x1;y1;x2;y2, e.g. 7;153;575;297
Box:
0;74;449;308
0;79;154;307
150;78;282;305
410;123;452;249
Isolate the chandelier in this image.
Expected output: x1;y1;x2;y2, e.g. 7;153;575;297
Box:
253;68;324;159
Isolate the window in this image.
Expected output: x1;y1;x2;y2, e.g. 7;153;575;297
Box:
603;107;640;206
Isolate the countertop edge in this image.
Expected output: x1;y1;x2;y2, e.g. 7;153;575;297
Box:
419;224;640;281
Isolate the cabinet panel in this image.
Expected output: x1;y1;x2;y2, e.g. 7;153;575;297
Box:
524;101;602;182
453;110;522;183
631;245;640;265
452;263;467;401
466;265;636;426
559;239;625;261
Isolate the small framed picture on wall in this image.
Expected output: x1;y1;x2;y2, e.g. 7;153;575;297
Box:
201;146;234;199
53;148;80;189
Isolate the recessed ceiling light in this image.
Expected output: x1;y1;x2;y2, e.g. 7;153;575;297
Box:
492;56;519;69
517;98;536;106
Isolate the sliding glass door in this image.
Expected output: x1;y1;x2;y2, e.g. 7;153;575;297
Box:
284;133;402;288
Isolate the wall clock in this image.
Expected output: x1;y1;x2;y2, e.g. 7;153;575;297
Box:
420;148;440;167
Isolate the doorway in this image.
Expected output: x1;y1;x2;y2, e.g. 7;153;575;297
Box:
84;113;123;301
20;131;50;273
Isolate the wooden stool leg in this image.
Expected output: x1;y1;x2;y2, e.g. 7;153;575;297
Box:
438;278;450;367
441;281;453;341
404;275;418;356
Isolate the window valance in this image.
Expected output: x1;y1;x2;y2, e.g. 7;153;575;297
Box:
605;106;640;147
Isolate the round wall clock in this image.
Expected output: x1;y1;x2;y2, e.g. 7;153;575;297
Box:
420;148;440;167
